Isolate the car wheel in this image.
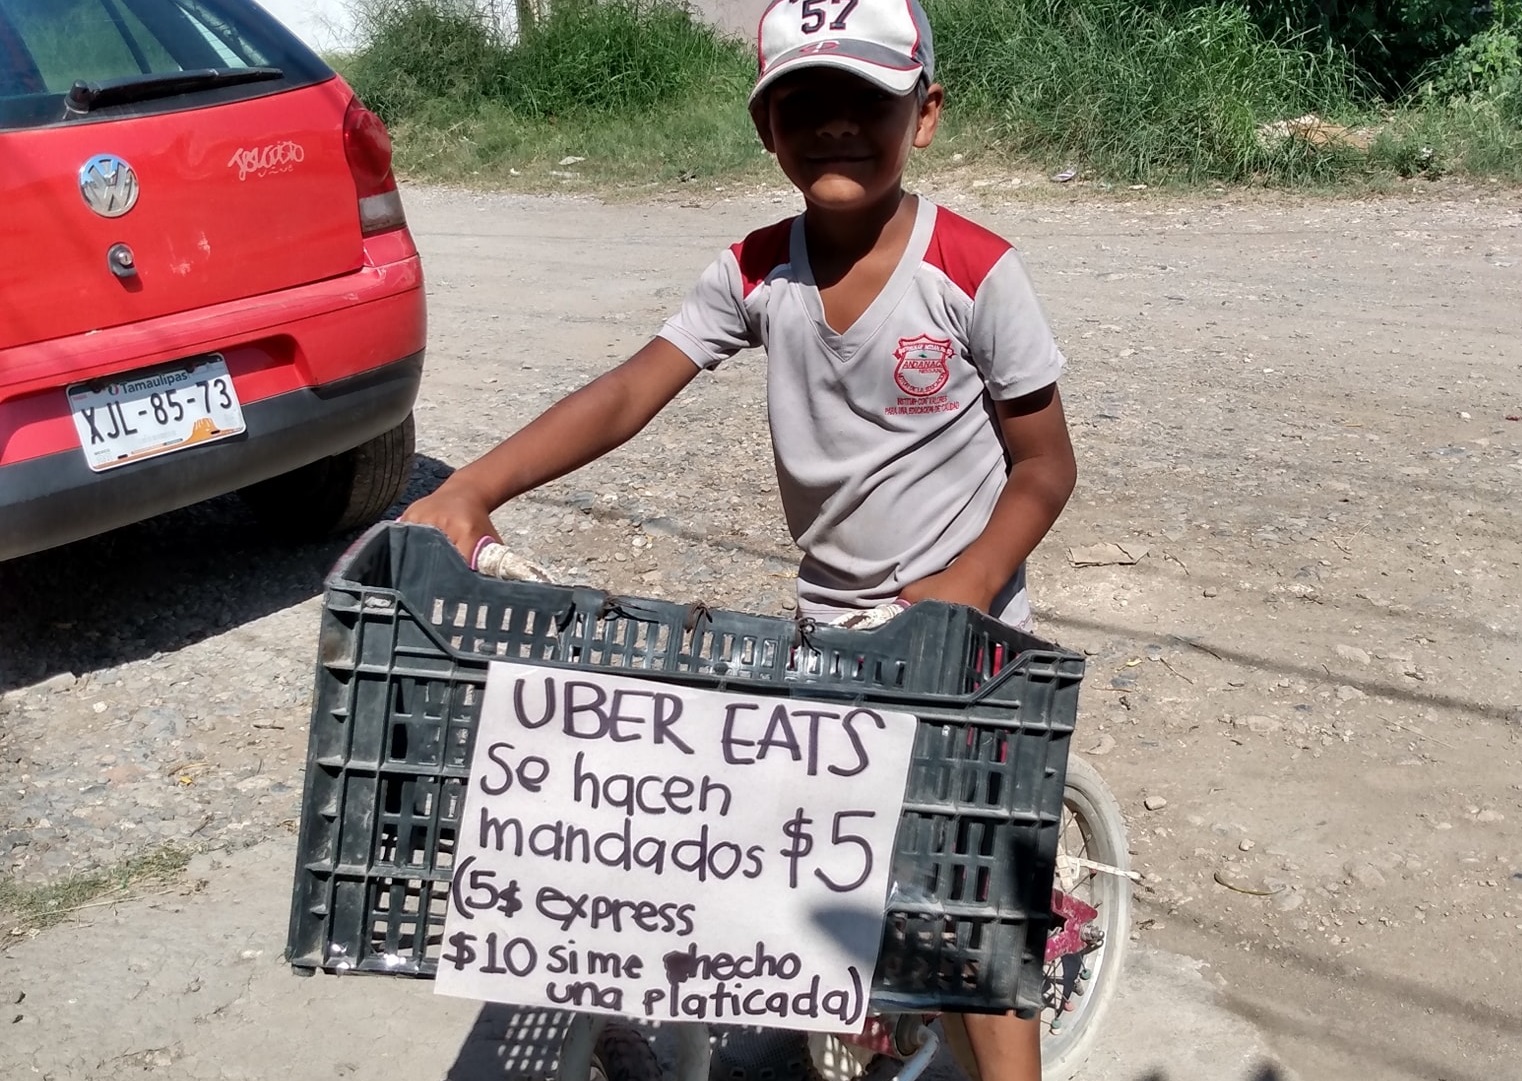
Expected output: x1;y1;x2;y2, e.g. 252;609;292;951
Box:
240;413;415;538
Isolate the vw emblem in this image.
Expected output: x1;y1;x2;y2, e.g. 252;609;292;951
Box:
79;154;139;218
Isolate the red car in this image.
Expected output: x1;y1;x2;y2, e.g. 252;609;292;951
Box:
0;0;425;560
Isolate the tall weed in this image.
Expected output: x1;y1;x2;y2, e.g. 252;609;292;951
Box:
1389;4;1522;178
346;0;504;121
927;0;1364;183
501;0;751;116
1418;20;1522;122
1369;104;1522;180
346;0;751;123
1248;0;1488;95
346;0;1518;187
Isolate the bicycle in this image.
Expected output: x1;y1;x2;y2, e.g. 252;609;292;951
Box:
286;523;1132;1081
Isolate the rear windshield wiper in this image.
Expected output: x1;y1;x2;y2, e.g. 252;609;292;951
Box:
65;67;284;114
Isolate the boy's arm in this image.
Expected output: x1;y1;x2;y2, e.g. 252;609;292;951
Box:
899;384;1076;612
401;338;702;556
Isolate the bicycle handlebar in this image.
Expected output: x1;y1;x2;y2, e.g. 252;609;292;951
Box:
468;535;909;629
472;538;553;584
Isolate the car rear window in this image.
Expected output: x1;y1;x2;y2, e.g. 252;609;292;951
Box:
0;0;331;131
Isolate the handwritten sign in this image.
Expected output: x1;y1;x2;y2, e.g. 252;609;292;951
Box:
433;662;918;1032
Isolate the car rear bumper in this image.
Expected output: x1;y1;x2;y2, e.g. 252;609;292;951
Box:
1;234;426;466
0;352;421;561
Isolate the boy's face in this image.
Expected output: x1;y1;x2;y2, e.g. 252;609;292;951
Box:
755;67;943;213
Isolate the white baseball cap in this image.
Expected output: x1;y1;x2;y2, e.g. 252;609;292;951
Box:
750;0;936;105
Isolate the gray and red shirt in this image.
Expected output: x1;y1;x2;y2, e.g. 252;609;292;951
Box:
658;198;1065;627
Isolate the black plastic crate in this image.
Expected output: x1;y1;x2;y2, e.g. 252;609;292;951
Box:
287;523;1085;1015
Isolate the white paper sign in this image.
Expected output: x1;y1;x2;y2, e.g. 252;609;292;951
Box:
434;661;919;1032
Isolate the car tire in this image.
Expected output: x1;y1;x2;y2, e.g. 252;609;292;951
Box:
240;413;415;538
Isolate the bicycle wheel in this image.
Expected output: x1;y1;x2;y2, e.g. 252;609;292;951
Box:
712;1029;828;1081
1040;754;1131;1081
592;1022;664;1081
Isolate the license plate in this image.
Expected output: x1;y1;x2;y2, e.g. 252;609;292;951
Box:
68;355;246;473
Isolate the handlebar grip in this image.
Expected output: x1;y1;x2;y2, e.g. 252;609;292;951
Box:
472;539;554;584
830;598;911;629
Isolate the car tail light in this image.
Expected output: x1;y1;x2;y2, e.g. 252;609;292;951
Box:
344;97;406;236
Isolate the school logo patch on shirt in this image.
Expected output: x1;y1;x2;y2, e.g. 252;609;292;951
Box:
892;334;954;397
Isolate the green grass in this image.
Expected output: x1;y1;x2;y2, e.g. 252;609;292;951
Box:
347;0;760;187
386;80;768;189
1365;17;1522;181
343;0;1522;190
345;0;753;122
0;845;191;935
929;0;1367;184
490;0;752;117
1368;101;1522;180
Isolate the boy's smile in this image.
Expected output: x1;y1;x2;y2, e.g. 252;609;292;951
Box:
757;68;942;215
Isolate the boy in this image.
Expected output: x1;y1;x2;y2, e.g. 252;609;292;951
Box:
403;1;1075;1077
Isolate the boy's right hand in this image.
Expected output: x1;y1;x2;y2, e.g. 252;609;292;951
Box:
395;338;701;563
399;485;501;561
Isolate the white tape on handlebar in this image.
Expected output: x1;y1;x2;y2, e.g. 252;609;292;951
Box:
474;541;554;584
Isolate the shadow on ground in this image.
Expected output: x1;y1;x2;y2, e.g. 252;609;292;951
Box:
0;455;454;692
447;1005;574;1080
1137;889;1522;1081
1133;1069;1290;1081
443;1005;1294;1081
1039;611;1516;725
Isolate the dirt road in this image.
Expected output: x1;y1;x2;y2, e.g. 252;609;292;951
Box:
2;181;1518;1080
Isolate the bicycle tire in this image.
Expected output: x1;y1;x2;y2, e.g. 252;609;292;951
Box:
712;1030;832;1081
591;1022;663;1081
1040;753;1131;1081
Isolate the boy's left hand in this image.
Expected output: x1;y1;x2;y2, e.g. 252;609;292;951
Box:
899;558;1001;613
